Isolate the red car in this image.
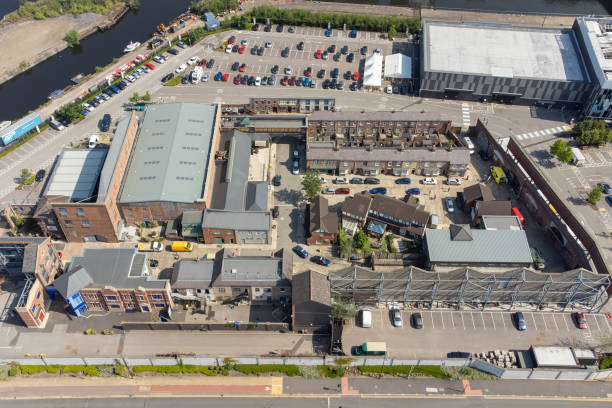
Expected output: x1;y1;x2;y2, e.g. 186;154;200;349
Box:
289;76;296;86
304;67;311;77
228;36;236;44
574;312;588;329
314;49;322;59
352;72;359;81
335;188;350;194
222;73;229;82
145;62;155;69
239;63;247;72
238;46;246;54
234;74;241;84
198;59;207;66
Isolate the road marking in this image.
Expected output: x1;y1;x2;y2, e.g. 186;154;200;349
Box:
461;103;470;126
440;311;445;329
430;311;435;329
591;314;601;331
563;314;570;330
470;312;476;330
542;314;548;330
551;313;559;330
530;312;538;330
450;311;454;328
480;312;486;329
490;312;495;330
425;388;438;393
461;312;466;330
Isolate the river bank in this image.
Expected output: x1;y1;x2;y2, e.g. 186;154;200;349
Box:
0;3;129;86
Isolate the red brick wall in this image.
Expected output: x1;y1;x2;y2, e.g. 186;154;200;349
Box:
120;201;206;224
80;285;173;313
201;228;236;244
54;203;117;242
15;279;49;328
307;232;336;245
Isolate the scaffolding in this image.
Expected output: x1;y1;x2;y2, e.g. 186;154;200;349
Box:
330;266;611;312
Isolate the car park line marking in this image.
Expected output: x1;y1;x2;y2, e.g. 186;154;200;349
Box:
429;311;435;329
563;314;570;330
461;313;466;330
489;313;496;330
551;314;559;330
530;313;537;330
542;314;548;330
500;313;507;329
440;311;445;329
591;314;601;331
470;313;476;329
450;312;454;328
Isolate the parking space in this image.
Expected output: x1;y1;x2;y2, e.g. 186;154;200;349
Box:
342;309;612;358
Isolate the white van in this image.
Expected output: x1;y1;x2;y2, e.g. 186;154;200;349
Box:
360;309;372;328
462;137;475;154
88;135;99;149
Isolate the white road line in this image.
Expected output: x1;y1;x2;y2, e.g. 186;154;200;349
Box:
501;313;507;329
552;313;559;330
480;312;486;329
490;312;496;330
530;312;538;330
592;314;601;331
430;311;435;329
542;314;548;330
470;312;476;329
439;311;445;329
563;314;570;330
450;311;454;328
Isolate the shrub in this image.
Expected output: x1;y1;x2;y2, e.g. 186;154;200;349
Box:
357;365;449;379
8;367;19;377
317;365;344;378
181;365;217;376
62;365;88;374
233;364;300;377
83;366;100;376
600;355;612;370
132;365;182;374
66;30;80;48
20;365;47;375
46;365;60;374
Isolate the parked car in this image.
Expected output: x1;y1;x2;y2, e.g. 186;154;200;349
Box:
277;24;284;32
573;312;588;329
422;177;437;185
266;40;273;48
323;187;335;195
175;64;187;73
292;160;299;175
395;177;411;184
202;73;209;82
35;169;46;182
100;114;111;132
264;24;271;32
177;41;187;49
206;59;215;68
293;245;308;258
598;182;612;194
272;206;279;218
370;187;387;194
187;56;199;65
347;53;354;63
350;177;364;184
272;175;281;186
281;47;290;57
361;46;368;55
447;352;471;359
407;188;421;195
161;73;174;83
334;177;349;184
167;48;179;55
411;313;423;329
391;310;403;327
606;195;612;207
271;65;279;74
514;312;527;331
297;41;304;50
311;256;331;266
447;177;462;185
335;187;350;194
445;198;455;213
364;177;380;184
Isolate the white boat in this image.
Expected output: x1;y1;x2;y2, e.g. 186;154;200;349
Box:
123;41;141;53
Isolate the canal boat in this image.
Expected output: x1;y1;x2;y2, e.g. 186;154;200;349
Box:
123;41;141;53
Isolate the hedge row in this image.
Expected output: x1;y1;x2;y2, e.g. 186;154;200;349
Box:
357;365;450;379
233;364;300;377
132;365;217;376
19;364;101;376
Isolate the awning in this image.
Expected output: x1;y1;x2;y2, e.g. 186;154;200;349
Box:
384;54;412;79
364;53;383;87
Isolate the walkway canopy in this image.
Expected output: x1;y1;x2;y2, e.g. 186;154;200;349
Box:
363;53;383;87
384;53;412;79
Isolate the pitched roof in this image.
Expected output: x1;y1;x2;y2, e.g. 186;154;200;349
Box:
170;259;215;289
224;131;251;211
450;224;473;241
463;183;495;203
201;209;271;231
43;148;107;201
310;196;338;235
209;248;292;287
53;266;94;299
369;194;430;226
425;229;533;264
292;270;331;306
476;200;511;217
342;193;372;220
245;182;268;211
97;113;134;203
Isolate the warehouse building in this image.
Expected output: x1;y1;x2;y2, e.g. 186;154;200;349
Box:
420;20;592;106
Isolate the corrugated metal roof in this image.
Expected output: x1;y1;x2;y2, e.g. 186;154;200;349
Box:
201;209;270;231
119;103;218;204
97;113;134;203
44;148;107;201
224;132;251;211
171;259;215;288
425;228;533;264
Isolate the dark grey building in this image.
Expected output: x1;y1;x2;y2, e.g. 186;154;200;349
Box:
419;20;593;106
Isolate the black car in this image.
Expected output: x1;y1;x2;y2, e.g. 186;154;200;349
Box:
251;46;258;55
328;44;336;53
248;76;256;85
311;256;331;266
281;47;290;57
341;45;348;55
35;169;46;182
277;24;284;32
182;75;190;84
288;26;295;33
264;24;271;32
411;313;423;329
273;175;281;186
317;69;326;78
59;118;71;128
232;44;239;52
240;75;248;85
232;62;239;71
251;23;259;31
336;80;344;90
272;206;279;218
349;82;357;91
360;46;368;55
322;79;330;89
296;77;303;86
364;177;380;184
330;68;339;78
168;48;179;55
271;65;279;74
344;70;352;80
257;46;264;56
206;59;215;69
333;52;341;62
103;88;113;97
100;114;111;132
89;99;99;107
268;75;275;85
347;53;354;63
330;78;337;88
447;352;472;359
350;177;363;184
297;41;304;50
161;73;174;83
149;259;159;268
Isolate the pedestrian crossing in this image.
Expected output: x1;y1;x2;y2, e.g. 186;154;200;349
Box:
515;125;570;141
461;103;470;126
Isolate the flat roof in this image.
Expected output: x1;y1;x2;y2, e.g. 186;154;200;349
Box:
384;53;412;79
119;103;218;204
44;148;107;201
577;18;612;83
425;20;587;82
531;346;578;368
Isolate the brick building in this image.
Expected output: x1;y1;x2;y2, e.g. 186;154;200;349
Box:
0;237;62;328
307;196;338;245
52;248;172;316
200;209;271;244
118;103;221;223
249;97;336;114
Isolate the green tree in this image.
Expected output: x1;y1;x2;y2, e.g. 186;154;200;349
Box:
65;29;79;48
20;168;32;181
331;297;357;318
302;170;322;200
126;0;140;10
95;66;104;73
142;91;152;102
557;147;574;164
129;92;141;103
337;227;351;256
191;0;239;15
353;230;367;249
573;120;612;147
550;139;566;157
57;101;83;121
587;185;603;205
388;24;396;40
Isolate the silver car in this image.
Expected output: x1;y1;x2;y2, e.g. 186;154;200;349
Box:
323;187;335;194
392;310;403;327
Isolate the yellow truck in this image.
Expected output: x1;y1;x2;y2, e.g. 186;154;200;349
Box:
490;166;508;184
170;241;193;252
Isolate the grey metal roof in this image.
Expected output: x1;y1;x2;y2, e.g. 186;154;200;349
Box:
308;147;470;165
224;131;251;211
182;210;203;225
425;228;533;264
66;248;167;290
97;113;133;203
245;182;268;211
481;216;522;231
171;259;215;289
201;209;270;231
119;103;218;204
309;110;443;122
53;266;94;299
43;148;107;201
0;237;49;275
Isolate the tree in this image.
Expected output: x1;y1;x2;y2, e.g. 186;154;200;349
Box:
550;139;566;157
388;24;396;40
56;101;82;121
191;0;239;15
337;227;351;256
587;186;603;205
129;92;141;103
65;29;79;48
557;147;574;164
331;297;357;318
549;139;573;163
20;168;32;181
302;170;322;200
142;91;152;102
353;230;367;249
573;120;612;147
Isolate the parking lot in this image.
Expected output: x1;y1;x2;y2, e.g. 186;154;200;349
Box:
342;309;612;359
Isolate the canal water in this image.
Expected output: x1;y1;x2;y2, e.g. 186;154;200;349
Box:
1;0;610;122
0;0;191;122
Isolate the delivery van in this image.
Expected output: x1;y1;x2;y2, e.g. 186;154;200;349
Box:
490;166;508;184
353;342;386;356
511;207;525;227
360;309;372;328
171;241;193;252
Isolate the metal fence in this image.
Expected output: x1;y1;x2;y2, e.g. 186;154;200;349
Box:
1;356;611;381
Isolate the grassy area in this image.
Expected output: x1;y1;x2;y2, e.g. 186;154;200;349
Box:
5;0;119;22
163;75;183;87
233;364;300;377
357;365;450;379
132;365;217;376
441;366;498;381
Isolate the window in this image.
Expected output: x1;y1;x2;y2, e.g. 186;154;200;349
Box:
76;208;85;216
64;220;72;227
375;162;380;167
218;288;225;293
81;220;90;228
154;303;166;309
36;291;41;299
151;294;162;300
142;306;149;311
387;162;392;166
214;231;221;235
106;296;117;301
255;288;260;293
31;305;36;314
139;296;145;301
110;304;121;309
280;288;286;293
59;208;68;216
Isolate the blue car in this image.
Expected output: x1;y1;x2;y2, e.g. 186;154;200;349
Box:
606;195;612;207
110;85;120;94
350;29;357;38
370;187;387;195
395;177;411;184
214;72;223;81
293;245;308;258
303;77;310;87
325;29;332;37
407;187;420;195
311;255;331;266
